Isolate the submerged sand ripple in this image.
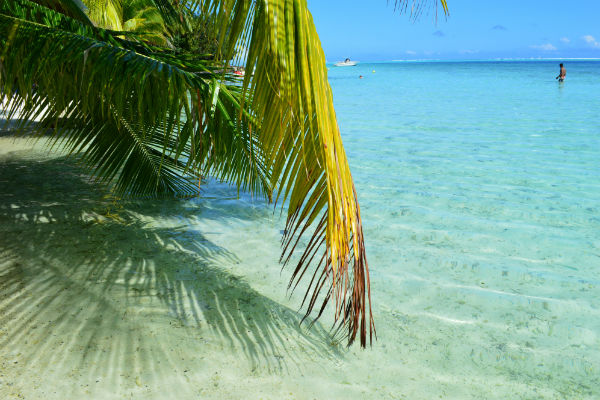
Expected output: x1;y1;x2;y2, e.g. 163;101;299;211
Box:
1;136;598;399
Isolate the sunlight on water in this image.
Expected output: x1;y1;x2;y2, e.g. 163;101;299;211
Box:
1;61;599;399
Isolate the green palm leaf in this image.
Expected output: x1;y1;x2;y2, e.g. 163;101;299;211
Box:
0;3;270;198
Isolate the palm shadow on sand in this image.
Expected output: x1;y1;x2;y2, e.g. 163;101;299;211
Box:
0;146;341;396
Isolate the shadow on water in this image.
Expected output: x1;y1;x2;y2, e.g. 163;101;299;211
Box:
0;146;340;397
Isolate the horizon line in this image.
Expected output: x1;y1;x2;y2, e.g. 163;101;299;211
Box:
327;57;600;63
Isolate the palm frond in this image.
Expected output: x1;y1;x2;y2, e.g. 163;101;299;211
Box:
197;0;448;347
186;0;375;347
0;6;270;198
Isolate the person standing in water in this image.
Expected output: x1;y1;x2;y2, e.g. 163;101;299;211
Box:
556;63;566;82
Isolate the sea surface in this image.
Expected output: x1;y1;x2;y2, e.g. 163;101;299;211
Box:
1;61;599;399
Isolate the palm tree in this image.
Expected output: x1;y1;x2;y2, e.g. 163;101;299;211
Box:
0;0;448;347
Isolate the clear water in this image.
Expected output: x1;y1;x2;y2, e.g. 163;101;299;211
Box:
1;61;599;399
328;61;600;397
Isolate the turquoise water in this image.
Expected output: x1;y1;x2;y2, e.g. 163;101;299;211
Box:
330;61;600;397
1;61;599;399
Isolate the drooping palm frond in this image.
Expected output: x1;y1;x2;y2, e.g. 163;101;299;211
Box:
195;0;448;347
0;0;270;198
181;0;374;346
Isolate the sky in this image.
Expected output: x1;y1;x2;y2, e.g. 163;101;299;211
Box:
306;0;600;61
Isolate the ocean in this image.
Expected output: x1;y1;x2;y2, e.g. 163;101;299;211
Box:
1;60;599;399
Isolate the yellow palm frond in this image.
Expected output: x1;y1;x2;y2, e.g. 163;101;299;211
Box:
194;0;375;346
205;0;448;346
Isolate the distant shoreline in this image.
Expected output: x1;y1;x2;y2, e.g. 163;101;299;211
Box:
327;58;600;64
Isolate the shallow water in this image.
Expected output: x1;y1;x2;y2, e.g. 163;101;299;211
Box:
1;61;599;399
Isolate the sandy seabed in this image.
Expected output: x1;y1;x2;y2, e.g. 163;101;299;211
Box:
0;136;375;399
1;135;598;399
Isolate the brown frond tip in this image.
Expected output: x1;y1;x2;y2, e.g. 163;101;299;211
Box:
286;186;376;348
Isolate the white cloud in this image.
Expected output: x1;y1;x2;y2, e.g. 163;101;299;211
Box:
583;35;600;48
405;50;417;55
531;43;557;51
459;49;478;55
560;37;570;43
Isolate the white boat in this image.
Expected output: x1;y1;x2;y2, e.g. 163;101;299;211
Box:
334;58;358;67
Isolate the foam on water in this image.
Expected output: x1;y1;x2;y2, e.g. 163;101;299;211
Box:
1;61;599;399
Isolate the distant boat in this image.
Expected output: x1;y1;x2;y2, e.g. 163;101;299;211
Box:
334;58;358;67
